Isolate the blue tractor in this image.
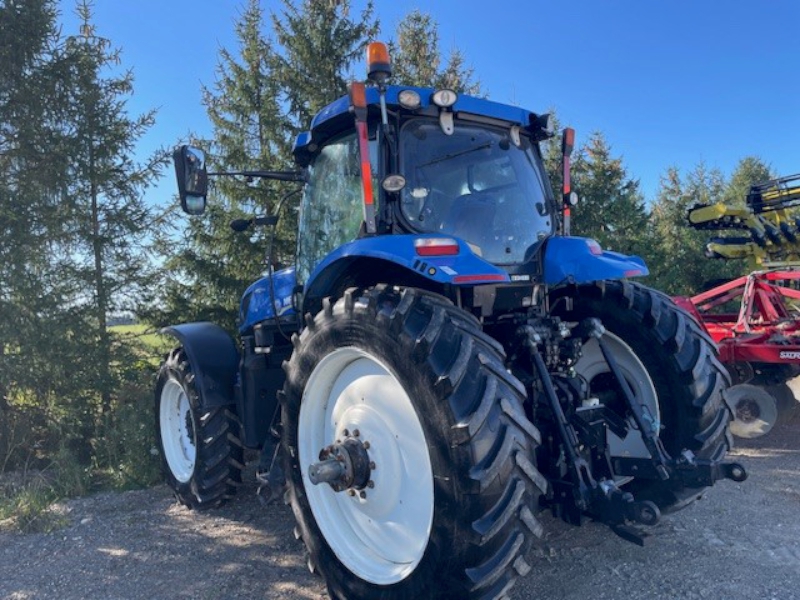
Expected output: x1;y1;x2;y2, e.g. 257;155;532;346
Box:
155;43;745;600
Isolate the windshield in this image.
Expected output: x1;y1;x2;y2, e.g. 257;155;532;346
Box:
400;119;554;264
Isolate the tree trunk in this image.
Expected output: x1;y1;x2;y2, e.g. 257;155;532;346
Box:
90;148;112;416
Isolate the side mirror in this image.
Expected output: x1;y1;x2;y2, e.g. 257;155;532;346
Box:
173;145;208;215
530;112;554;141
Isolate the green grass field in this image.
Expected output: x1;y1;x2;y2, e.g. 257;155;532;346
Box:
110;323;170;352
110;324;173;367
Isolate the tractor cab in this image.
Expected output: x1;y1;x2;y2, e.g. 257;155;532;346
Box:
291;78;559;283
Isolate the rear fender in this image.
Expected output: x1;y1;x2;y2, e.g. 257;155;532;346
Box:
161;322;238;408
303;234;510;302
543;237;648;285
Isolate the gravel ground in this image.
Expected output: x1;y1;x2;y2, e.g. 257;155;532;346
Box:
1;408;798;600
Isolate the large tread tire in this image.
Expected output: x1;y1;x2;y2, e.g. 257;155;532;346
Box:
281;286;545;600
154;347;244;509
553;280;733;511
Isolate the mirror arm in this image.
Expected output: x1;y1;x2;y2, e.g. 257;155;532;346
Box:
230;215;279;232
208;170;306;183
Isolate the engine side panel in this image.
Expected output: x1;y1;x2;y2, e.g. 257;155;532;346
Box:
238;328;291;448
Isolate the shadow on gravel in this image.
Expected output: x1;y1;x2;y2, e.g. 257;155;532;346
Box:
514;414;800;600
0;474;326;600
1;413;799;600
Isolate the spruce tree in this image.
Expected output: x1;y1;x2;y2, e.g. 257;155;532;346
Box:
271;0;379;134
151;0;286;334
153;0;380;332
0;0;75;463
723;156;774;207
570;133;651;259
1;0;165;464
390;9;481;95
648;164;741;295
57;1;168;419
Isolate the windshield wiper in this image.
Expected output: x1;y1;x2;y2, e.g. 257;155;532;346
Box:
417;142;493;169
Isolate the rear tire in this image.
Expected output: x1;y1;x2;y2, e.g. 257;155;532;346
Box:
554;280;733;511
155;347;243;509
281;287;545;600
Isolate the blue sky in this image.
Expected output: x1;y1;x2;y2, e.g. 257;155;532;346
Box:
57;0;800;207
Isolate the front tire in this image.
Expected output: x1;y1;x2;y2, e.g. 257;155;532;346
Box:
155;347;244;509
281;287;545;600
554;281;733;511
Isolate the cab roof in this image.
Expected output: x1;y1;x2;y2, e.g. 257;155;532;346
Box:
292;84;542;167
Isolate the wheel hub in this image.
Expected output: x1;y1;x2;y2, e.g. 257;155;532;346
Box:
735;398;761;423
574;332;660;460
309;431;373;493
184;406;195;443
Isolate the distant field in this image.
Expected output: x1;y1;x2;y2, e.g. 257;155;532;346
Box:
110;323;171;354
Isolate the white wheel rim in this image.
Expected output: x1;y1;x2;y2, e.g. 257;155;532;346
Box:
298;347;434;585
160;378;197;483
574;331;660;460
729;386;778;438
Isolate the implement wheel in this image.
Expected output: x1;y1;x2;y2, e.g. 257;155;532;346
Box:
727;383;778;439
765;382;798;415
281;286;545;600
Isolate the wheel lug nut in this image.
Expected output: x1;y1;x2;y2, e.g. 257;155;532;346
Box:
359;491;367;499
353;429;360;437
369;461;376;470
363;441;370;449
367;480;374;488
347;489;356;497
343;429;349;437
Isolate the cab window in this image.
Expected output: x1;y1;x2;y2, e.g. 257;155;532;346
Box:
296;133;377;283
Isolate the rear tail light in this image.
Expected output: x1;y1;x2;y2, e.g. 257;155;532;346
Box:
414;238;460;256
586;240;603;256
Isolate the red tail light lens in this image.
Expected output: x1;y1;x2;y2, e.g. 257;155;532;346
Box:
414;238;459;256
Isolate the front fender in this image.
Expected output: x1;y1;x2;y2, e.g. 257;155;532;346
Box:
160;322;238;408
543;237;648;286
303;234;510;300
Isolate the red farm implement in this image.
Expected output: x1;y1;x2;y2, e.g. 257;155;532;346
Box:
678;174;800;437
